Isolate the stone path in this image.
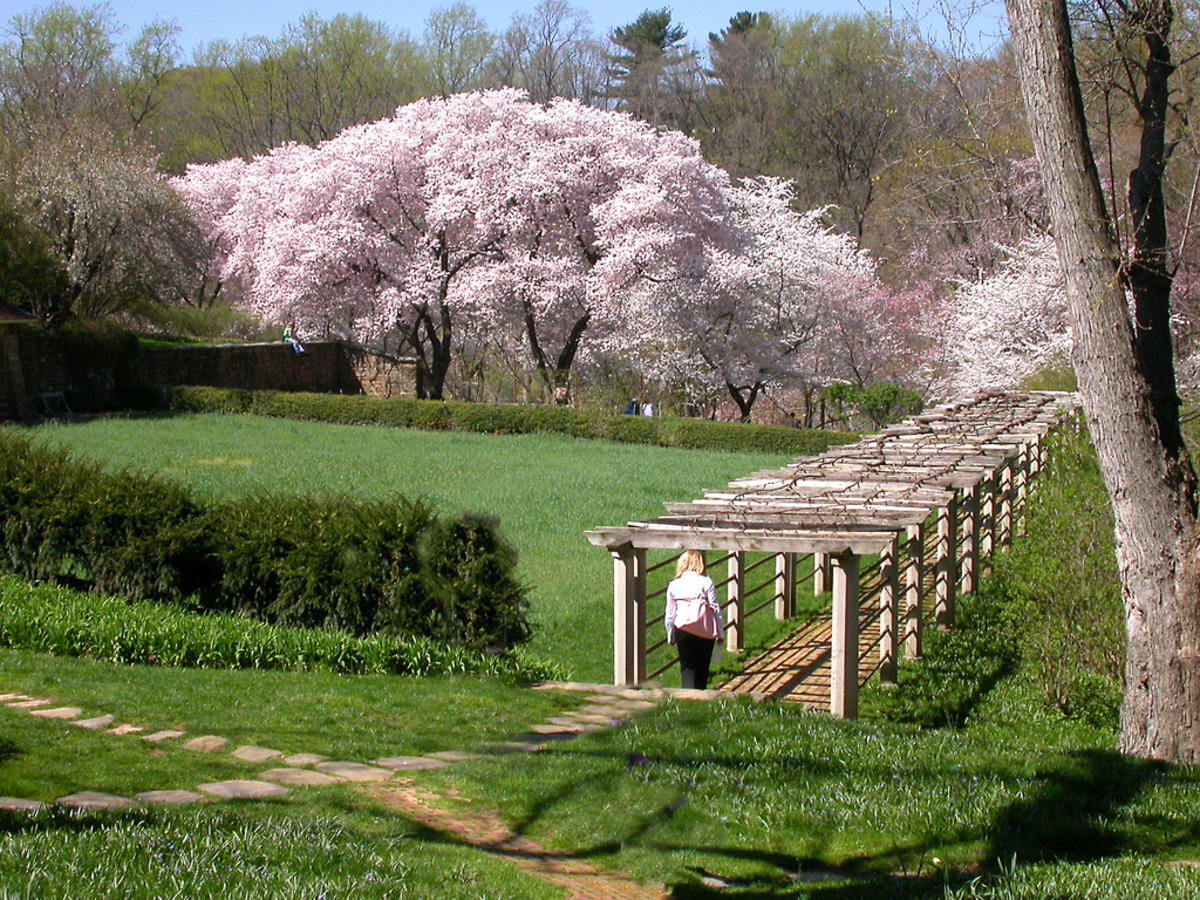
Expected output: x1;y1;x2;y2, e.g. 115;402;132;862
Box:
0;681;698;899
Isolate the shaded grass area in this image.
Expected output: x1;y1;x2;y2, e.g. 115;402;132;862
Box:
0;647;577;798
421;680;1200;897
26;414;794;682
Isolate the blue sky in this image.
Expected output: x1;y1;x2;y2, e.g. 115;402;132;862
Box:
72;1;1008;57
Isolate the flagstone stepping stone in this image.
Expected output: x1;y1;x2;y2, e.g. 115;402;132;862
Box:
259;768;342;787
511;731;578;744
0;693;30;702
282;752;328;767
29;707;82;720
0;797;47;812
142;730;185;743
549;720;590;734
182;735;228;753
57;791;138;810
135;790;208;806
576;704;630;717
107;724;144;736
564;712;623;725
372;756;449;772
8;699;52;709
425;750;486;762
71;715;115;730
313;761;392;783
605;699;659;711
530;722;583;735
197;780;289;801
230;745;283;764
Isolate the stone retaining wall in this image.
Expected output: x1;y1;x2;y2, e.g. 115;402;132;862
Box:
0;331;417;418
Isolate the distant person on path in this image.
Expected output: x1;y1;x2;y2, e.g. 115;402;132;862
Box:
623;397;641;415
664;550;723;690
641;400;654;417
283;324;305;354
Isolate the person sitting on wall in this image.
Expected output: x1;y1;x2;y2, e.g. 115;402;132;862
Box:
283;324;305;354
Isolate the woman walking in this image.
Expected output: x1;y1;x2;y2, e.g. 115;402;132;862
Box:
664;550;724;689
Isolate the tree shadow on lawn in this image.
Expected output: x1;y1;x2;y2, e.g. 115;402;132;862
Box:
983;747;1200;864
471;743;1200;898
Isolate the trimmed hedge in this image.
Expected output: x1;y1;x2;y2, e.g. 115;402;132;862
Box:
0;430;528;650
169;386;860;456
0;575;562;681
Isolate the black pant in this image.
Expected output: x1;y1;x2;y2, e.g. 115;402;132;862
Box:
676;631;716;689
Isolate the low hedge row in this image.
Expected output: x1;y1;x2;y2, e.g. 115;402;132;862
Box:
0;430;528;650
169;386;860;456
0;576;562;681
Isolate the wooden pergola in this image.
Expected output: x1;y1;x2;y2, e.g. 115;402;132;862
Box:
586;391;1081;717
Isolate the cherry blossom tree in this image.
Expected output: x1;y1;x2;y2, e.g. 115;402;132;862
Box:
176;89;736;399
941;232;1071;394
608;177;880;420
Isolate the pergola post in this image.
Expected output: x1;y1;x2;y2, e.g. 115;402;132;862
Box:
998;460;1014;549
830;552;860;719
1015;443;1031;536
980;473;996;570
813;552;831;595
611;544;646;685
726;551;745;652
904;522;924;659
774;552;794;620
960;485;980;596
935;497;958;630
1030;433;1043;477
878;536;899;684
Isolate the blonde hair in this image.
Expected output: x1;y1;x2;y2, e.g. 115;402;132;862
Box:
674;549;706;577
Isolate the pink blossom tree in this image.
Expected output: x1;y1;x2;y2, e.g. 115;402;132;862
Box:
607;177;880;420
175;89;735;399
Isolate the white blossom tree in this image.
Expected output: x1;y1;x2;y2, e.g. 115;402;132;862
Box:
942;233;1071;394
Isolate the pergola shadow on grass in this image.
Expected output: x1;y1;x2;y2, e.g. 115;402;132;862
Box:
587;391;1081;716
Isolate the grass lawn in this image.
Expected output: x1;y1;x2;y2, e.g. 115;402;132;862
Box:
7;413;1200;896
25;413;797;683
3;646;1200;897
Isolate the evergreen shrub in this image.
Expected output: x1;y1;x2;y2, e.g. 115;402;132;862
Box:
0;430;529;650
169;386;859;456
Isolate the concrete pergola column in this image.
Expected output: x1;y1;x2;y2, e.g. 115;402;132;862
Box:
611;544;646;685
830;552;861;719
1015;443;1031;537
904;522;924;659
726;551;745;652
878;536;899;684
935;498;959;630
774;552;795;620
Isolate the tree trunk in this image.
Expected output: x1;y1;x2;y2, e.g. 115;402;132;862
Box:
726;381;762;422
1006;0;1200;763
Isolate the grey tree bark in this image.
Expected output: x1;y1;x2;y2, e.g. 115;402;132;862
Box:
1005;0;1200;763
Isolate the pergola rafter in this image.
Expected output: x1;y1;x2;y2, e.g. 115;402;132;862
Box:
586;390;1081;717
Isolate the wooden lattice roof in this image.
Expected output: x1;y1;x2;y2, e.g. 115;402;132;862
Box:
586;391;1081;556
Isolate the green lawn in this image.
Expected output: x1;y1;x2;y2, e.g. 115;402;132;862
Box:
26;413;796;682
2;646;1200;897
6;414;1200;896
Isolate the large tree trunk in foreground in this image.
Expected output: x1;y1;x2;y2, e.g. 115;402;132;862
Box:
1006;0;1200;763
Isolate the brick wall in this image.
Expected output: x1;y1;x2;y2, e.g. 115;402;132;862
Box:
1;333;416;418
